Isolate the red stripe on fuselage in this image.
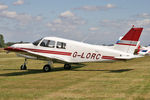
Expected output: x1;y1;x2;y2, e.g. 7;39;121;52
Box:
4;47;24;52
22;48;72;56
102;56;116;60
116;43;136;46
5;47;72;56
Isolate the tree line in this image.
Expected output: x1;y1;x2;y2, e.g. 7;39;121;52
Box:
0;34;5;48
0;34;24;48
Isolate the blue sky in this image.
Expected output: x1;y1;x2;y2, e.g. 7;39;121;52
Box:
0;0;150;45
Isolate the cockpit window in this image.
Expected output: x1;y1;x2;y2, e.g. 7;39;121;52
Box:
56;41;66;49
32;38;42;46
40;39;55;48
40;40;48;47
48;40;55;48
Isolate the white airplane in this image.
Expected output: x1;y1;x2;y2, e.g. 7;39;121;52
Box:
4;26;143;72
138;46;150;55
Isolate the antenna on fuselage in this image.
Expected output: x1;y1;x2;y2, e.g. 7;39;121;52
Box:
81;34;90;42
132;25;134;28
81;30;96;43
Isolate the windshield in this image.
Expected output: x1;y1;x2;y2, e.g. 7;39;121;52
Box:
32;38;42;46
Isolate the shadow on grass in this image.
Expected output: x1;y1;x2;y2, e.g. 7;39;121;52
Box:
0;64;133;76
0;63;86;76
72;69;134;73
0;69;45;76
108;69;134;73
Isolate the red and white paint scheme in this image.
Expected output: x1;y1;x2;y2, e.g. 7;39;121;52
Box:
4;26;143;72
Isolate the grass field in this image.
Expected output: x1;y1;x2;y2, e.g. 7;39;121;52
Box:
1;49;150;100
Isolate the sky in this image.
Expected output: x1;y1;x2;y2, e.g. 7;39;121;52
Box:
0;0;150;45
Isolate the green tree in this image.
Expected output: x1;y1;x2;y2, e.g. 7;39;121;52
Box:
0;34;5;48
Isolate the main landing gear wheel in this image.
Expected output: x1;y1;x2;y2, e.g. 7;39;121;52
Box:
43;64;51;72
20;64;27;70
64;64;71;70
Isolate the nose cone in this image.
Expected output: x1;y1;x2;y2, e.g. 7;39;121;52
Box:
4;44;22;52
4;43;32;52
4;46;11;51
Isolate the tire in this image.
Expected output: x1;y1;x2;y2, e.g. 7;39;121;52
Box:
43;64;51;72
20;64;27;70
64;64;71;70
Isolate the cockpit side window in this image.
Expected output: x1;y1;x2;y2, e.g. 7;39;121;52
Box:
40;39;55;48
56;41;66;49
40;39;48;47
47;40;55;48
32;38;42;46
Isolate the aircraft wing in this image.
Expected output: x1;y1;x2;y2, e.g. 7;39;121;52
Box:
4;47;70;63
22;49;70;63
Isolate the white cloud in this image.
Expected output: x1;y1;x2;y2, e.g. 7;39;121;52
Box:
73;4;116;11
106;4;115;8
100;18;150;28
136;19;150;26
0;10;43;25
146;28;150;31
53;19;62;24
46;20;77;33
0;10;17;18
13;0;24;5
78;6;99;11
60;11;75;18
35;16;43;21
100;19;124;28
47;22;52;27
89;27;99;31
47;11;85;33
137;13;150;18
99;18;150;44
0;4;8;10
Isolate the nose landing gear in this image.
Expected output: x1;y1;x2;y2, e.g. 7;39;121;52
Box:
20;59;27;70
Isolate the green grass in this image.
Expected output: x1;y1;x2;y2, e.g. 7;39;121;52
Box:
1;51;150;100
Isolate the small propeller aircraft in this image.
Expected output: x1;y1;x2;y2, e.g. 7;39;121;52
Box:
138;46;150;56
4;26;143;72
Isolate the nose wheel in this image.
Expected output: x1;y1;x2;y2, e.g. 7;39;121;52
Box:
20;59;27;70
64;64;71;70
20;64;27;70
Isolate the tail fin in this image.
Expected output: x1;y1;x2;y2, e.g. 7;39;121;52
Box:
114;27;143;54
